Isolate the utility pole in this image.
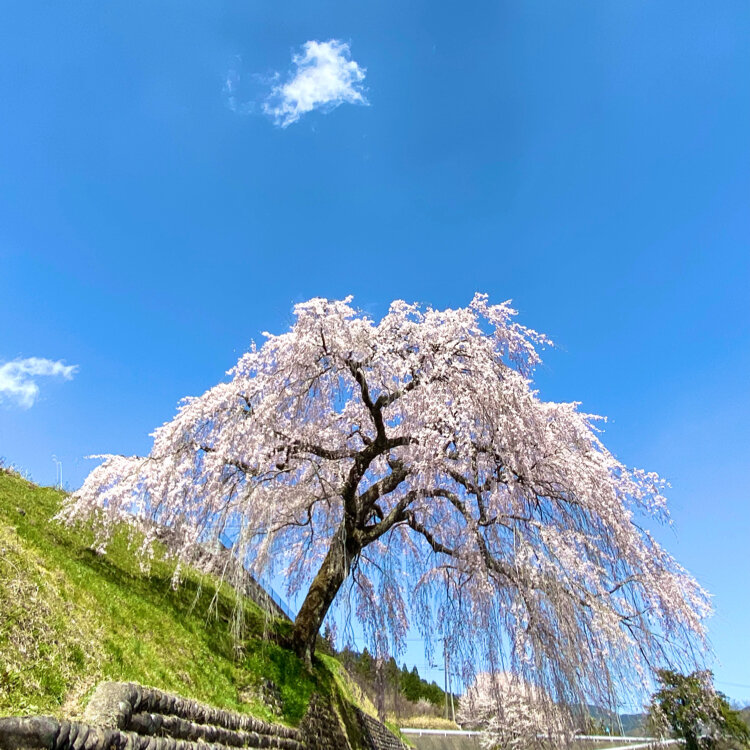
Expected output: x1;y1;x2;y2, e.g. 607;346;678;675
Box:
447;650;455;723
442;639;456;722
443;639;449;719
52;455;62;490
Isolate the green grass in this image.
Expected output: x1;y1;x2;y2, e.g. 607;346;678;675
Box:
0;468;362;729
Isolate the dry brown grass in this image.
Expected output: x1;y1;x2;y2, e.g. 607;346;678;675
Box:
392;714;461;730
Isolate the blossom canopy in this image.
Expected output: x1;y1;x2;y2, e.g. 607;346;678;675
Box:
63;294;709;701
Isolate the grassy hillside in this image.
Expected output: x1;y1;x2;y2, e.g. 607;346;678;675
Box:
0;467;372;730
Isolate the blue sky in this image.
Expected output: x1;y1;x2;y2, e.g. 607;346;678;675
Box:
1;0;748;706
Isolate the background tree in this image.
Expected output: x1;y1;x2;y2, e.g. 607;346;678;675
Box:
62;295;709;712
459;671;569;750
648;670;750;750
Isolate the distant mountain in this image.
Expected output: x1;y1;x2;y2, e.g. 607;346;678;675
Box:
586;704;647;736
619;713;647;736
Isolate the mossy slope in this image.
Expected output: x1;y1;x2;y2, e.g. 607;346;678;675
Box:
0;469;364;728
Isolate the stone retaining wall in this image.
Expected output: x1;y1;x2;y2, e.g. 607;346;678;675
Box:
356;711;408;750
299;694;351;750
0;682;405;750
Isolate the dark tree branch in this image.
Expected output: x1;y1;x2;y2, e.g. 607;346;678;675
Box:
404;510;457;557
374;375;420;410
357;462;409;518
360;490;419;545
346;359;387;441
287;440;357;461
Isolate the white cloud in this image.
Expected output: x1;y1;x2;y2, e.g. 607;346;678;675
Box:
263;40;368;128
0;357;78;409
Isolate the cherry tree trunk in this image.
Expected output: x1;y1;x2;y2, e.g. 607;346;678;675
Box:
290;530;357;667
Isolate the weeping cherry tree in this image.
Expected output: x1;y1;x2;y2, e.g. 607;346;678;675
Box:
62;295;709;713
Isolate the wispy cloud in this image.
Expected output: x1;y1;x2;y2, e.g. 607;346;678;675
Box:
0;357;78;409
223;66;240;113
262;40;368;128
223;61;255;116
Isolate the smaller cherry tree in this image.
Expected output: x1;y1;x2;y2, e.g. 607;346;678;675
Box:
459;672;571;750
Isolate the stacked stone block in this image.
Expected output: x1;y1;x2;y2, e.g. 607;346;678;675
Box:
355;711;409;750
0;682;405;750
257;681;283;717
298;695;351;750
